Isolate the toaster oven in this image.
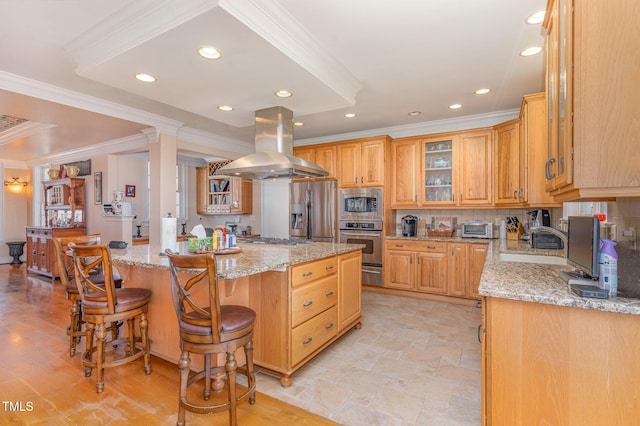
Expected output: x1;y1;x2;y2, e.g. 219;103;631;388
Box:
462;221;497;239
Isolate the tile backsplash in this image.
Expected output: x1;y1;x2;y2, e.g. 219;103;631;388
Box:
393;197;640;252
393;207;563;237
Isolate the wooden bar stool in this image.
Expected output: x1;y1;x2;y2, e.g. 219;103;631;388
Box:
52;235;122;357
69;243;151;393
166;250;256;426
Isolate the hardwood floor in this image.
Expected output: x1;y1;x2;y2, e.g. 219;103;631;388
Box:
0;264;337;425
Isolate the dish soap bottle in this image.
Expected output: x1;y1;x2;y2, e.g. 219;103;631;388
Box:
598;238;618;297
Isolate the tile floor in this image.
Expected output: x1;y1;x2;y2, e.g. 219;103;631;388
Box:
255;291;483;425
0;263;482;425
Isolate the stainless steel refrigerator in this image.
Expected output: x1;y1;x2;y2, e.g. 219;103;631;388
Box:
290;180;337;242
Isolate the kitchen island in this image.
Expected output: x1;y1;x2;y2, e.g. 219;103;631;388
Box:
110;240;363;387
479;239;640;425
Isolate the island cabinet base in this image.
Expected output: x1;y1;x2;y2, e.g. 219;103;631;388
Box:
482;297;640;426
114;251;362;387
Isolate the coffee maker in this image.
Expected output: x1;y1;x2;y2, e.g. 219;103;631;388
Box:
527;209;551;228
401;215;418;237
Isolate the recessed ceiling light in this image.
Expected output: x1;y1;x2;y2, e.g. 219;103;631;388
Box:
475;88;491;95
449;104;462;110
344;113;356;118
526;10;545;25
294;121;304;126
198;46;222;60
218;105;233;112
275;90;293;98
135;73;156;83
520;46;543;57
408;111;421;116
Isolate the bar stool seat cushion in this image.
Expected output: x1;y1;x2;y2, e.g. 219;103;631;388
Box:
180;305;255;340
83;288;151;314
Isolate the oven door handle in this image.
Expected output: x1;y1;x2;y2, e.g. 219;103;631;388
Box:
340;231;382;237
362;268;382;275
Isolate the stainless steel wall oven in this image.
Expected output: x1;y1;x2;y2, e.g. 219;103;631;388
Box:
339;220;383;286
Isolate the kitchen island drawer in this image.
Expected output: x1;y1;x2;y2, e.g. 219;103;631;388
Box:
291;275;337;327
291;306;337;366
291;256;337;288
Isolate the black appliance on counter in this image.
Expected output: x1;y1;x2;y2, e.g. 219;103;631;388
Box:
530;232;564;249
527;209;551;228
401;215;418;237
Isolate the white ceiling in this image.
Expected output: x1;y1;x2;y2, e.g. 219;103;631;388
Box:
0;0;547;164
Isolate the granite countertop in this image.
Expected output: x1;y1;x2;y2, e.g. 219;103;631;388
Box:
110;240;363;280
481;239;640;316
386;234;640;316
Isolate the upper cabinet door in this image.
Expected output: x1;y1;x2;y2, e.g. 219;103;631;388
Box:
336;142;360;188
390;138;420;208
313;145;337;178
360;140;385;187
337;138;387;188
457;130;493;206
494;119;524;206
293;145;337;179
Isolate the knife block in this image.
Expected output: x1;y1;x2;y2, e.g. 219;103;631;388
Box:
507;223;525;240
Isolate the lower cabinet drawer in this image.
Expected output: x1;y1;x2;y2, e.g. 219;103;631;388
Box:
291;275;337;327
291;306;337;366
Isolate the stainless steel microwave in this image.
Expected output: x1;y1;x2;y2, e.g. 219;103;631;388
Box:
462;221;497;239
339;188;383;222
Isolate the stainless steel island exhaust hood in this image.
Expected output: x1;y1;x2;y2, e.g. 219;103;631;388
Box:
215;106;328;180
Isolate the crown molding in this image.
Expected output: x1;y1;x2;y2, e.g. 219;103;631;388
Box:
295;109;520;146
0;71;184;133
33;133;150;166
0;121;56;147
219;0;361;105
176;126;253;156
65;0;217;74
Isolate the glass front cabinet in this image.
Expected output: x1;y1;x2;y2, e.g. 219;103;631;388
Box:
424;139;454;204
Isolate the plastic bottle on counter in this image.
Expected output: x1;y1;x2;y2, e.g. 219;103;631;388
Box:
598;238;618;297
228;231;237;248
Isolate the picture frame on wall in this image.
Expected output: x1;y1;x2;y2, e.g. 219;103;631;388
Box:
126;185;136;197
94;172;102;205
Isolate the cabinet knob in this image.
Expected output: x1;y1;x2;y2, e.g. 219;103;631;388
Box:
303;337;313;345
303;300;313;307
325;322;334;330
302;271;313;277
325;291;335;297
326;265;334;270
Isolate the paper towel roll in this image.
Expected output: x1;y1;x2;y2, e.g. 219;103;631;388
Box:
161;216;177;253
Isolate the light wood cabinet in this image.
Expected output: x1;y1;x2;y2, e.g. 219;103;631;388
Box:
493;119;525;206
293;144;337;178
457;130;493;206
449;242;487;300
482;296;640;425
196;163;252;215
384;240;448;295
26;226;86;279
336;137;388;188
384;240;487;300
520;93;560;206
543;0;640;200
390;138;420;207
338;251;362;331
392;129;493;208
467;243;488;299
